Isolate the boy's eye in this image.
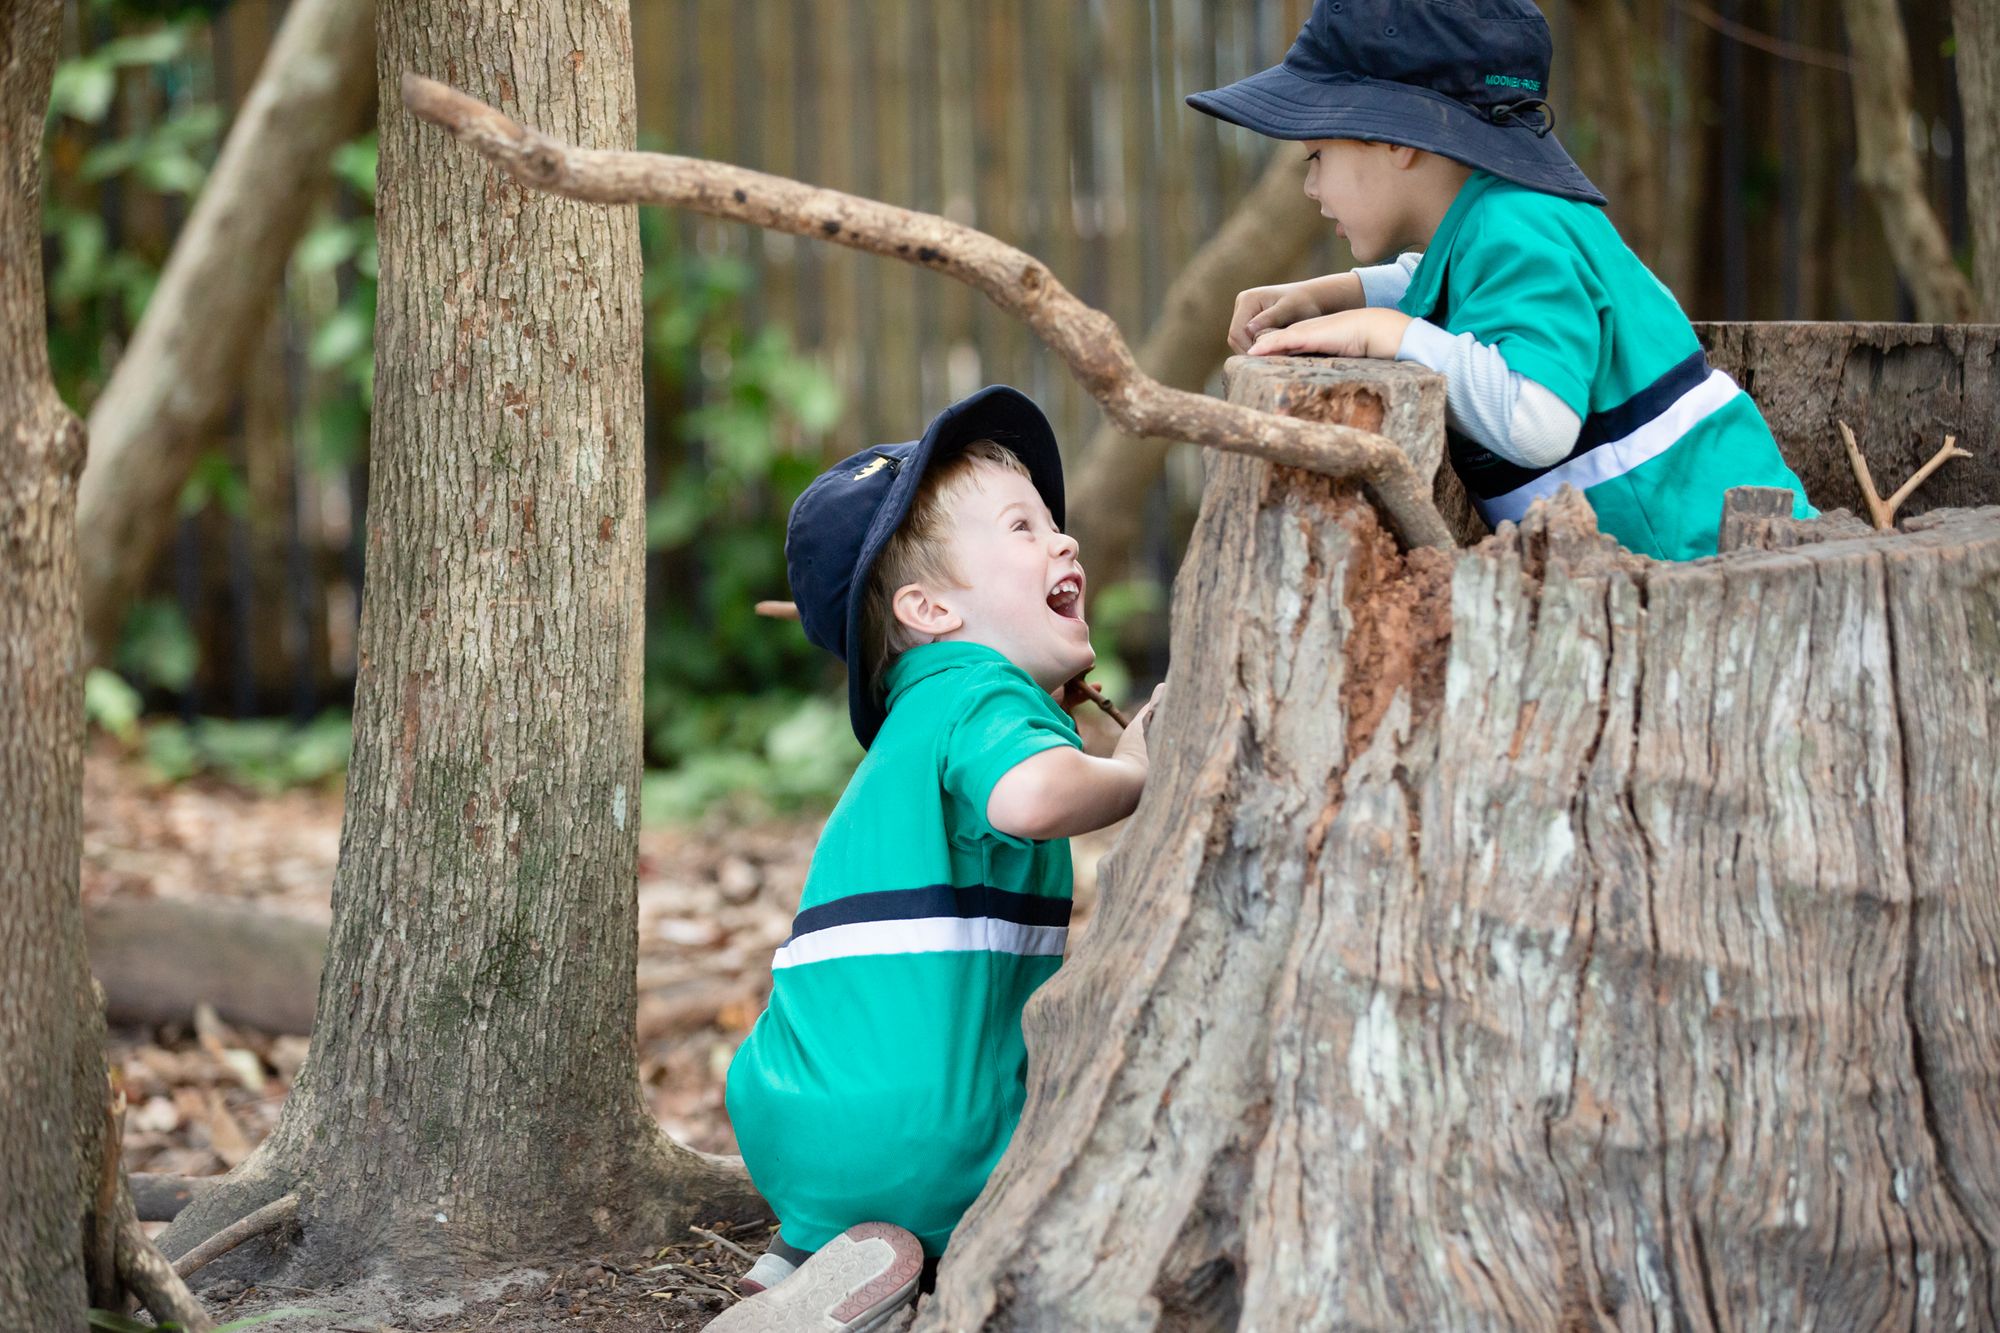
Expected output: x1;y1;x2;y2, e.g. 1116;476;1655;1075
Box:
1012;519;1031;533
1304;150;1320;164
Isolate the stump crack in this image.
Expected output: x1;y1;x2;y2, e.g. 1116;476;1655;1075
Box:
1881;549;1998;1288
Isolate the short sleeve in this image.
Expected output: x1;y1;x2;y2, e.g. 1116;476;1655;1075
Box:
1440;225;1602;418
940;668;1080;844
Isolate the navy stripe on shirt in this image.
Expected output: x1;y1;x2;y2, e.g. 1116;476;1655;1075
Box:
787;884;1072;944
1450;347;1713;499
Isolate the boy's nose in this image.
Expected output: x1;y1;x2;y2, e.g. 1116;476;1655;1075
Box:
1051;530;1079;559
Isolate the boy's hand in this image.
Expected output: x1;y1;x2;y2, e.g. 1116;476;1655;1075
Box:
1228;274;1362;353
1249;308;1412;361
1111;684;1166;772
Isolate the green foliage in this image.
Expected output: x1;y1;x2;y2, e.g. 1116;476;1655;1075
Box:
141;712;353;792
42;20;219;407
84;667;144;742
115;599;199;692
637;208;856;817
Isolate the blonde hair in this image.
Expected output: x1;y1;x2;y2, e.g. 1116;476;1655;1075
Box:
858;440;1031;697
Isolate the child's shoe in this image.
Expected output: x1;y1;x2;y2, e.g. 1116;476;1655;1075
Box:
708;1222;924;1331
737;1246;801;1295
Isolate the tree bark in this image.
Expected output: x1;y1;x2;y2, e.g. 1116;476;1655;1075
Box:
1953;0;2000;319
151;0;760;1286
1696;321;2000;518
919;364;2000;1328
2;1;101;1324
1842;0;1977;322
74;0;377;665
1064;148;1334;583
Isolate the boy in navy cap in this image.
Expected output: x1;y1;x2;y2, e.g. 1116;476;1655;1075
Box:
1191;0;1812;560
711;386;1162;1331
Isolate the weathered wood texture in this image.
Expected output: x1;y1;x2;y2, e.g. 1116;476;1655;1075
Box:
1698;321;2000;518
922;369;2000;1329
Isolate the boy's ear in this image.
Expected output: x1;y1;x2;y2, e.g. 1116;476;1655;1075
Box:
1387;143;1423;171
891;581;962;641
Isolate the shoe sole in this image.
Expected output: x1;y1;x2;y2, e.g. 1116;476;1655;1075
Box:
709;1222;924;1331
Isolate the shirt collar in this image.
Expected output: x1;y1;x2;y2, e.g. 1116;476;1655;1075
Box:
1397;170;1502;321
884;640;1044;707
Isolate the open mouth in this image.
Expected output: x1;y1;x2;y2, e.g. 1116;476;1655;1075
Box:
1046;574;1084;621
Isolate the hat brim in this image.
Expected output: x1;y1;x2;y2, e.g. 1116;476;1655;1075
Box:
843;386;1066;748
1187;63;1606;206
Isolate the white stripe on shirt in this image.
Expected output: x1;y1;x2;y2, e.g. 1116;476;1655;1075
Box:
771;917;1070;970
1480;369;1744;523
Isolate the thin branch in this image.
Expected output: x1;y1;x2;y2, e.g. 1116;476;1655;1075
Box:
1839;420;1971;531
689;1224;757;1263
172;1193;301;1280
1675;0;1852;73
114;1186;215;1333
399;74;1454;552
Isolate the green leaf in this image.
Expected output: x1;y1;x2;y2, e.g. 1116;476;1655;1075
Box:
137;149;207;195
330;135;379;198
645;486;709;550
214;1310;330;1330
116;599;199;692
295;218;359;274
50;60;117;123
84;668;144;742
178;450;249;517
310;305;372;370
142;720;200;783
95;25;190;68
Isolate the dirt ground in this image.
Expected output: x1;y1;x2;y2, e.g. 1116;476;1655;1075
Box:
83;742;1114;1328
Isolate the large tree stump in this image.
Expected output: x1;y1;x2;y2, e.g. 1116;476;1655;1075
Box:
922;362;2000;1329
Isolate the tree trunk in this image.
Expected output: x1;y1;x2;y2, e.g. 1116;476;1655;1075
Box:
1065;147;1338;584
1953;0;2000;319
74;0;376;665
920;363;2000;1329
1842;0;1977;322
1;1;103;1324
1566;0;1661;267
152;0;760;1286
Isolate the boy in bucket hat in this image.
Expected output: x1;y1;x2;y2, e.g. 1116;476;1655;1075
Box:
1192;0;1812;560
711;386;1162;1331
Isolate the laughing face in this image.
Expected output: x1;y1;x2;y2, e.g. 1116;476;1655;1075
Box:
927;462;1094;693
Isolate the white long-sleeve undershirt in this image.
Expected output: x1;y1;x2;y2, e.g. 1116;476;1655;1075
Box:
1353;253;1582;469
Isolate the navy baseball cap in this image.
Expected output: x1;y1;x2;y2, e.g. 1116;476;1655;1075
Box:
785;386;1065;748
1187;0;1605;206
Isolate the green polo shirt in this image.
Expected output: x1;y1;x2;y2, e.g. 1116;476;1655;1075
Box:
724;641;1079;1256
1399;172;1812;560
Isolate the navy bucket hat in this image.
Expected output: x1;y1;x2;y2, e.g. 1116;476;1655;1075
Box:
785;386;1066;748
1187;0;1605;206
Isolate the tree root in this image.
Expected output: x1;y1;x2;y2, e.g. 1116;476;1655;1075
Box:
173;1192;301;1280
398;73;1456;553
113;1184;215;1332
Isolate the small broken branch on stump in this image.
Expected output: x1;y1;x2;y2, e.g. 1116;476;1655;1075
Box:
399;73;1454;552
172;1192;301;1280
1838;420;1972;531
